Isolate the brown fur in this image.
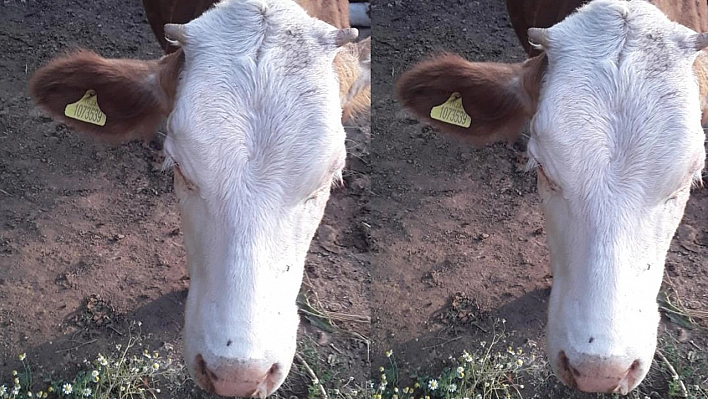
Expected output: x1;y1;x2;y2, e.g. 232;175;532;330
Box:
395;53;545;146
694;51;708;126
28;49;184;143
142;0;218;53
295;0;350;29
506;0;586;57
336;36;371;122
143;0;350;54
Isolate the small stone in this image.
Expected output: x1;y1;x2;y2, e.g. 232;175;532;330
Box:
317;331;329;346
677;327;690;343
317;224;341;254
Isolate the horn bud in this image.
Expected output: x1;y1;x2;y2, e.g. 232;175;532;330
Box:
335;28;359;47
528;27;550;50
164;23;187;46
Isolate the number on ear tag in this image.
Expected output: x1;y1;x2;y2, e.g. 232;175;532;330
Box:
430;92;471;128
64;90;107;126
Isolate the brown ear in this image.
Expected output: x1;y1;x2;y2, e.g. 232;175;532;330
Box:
694;51;708;125
395;53;545;146
28;49;184;143
337;36;371;122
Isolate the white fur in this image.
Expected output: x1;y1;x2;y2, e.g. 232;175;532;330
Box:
161;0;347;395
527;0;705;392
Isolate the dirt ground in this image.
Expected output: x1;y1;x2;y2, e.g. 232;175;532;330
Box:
0;0;370;397
371;0;708;397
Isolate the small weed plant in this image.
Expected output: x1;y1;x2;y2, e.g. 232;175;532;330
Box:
373;320;536;399
0;323;175;399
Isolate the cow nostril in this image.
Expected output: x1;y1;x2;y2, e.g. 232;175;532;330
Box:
194;354;216;394
558;351;578;388
614;359;642;394
558;351;583;378
570;365;581;378
559;351;568;368
267;362;279;377
557;352;644;394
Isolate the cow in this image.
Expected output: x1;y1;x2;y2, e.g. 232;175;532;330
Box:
28;0;370;397
396;0;706;394
142;0;371;54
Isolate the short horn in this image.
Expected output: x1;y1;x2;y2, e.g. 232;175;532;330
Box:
164;23;187;46
335;28;359;47
528;27;550;50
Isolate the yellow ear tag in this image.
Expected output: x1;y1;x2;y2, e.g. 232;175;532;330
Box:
430;92;471;128
64;90;107;126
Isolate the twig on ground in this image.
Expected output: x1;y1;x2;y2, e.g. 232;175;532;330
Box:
56;339;98;353
295;352;328;399
422;335;462;350
657;349;688;398
107;324;124;336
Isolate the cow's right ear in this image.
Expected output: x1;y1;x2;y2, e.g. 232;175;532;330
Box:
28;49;183;144
395;53;545;146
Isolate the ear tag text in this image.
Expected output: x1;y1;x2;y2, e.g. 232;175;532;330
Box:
64;90;107;126
430;92;471;128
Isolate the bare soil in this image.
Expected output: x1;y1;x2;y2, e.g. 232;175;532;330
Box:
370;0;708;397
0;0;370;397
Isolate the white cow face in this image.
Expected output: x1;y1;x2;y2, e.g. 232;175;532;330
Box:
161;0;348;396
527;0;705;393
396;0;707;394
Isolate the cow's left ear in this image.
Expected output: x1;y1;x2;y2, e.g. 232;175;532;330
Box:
338;36;371;122
28;49;183;144
396;53;545;146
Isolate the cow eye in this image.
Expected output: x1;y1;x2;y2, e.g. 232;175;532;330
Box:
537;165;560;192
173;163;197;191
305;191;322;204
305;186;330;205
664;186;688;205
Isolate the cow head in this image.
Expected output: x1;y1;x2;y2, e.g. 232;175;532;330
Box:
397;0;706;394
29;0;370;397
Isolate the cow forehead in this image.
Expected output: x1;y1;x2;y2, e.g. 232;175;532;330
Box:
530;0;705;202
166;69;345;204
182;0;339;64
544;0;696;60
164;0;346;203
